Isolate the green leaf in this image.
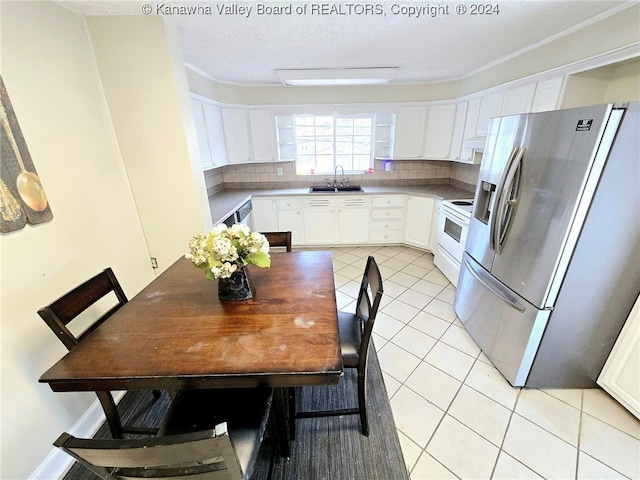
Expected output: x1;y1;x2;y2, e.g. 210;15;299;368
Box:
245;252;271;268
204;269;216;281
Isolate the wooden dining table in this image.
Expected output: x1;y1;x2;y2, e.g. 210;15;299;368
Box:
39;250;343;457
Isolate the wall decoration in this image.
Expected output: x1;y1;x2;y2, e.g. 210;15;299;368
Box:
0;75;53;233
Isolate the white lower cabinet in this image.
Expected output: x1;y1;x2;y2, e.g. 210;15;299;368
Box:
429;198;441;252
253;193;438;250
370;195;405;244
336;197;371;244
252;198;278;232
404;195;434;250
598;295;640;419
304;197;335;244
275;198;304;246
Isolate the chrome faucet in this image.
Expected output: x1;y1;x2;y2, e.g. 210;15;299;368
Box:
334;165;344;187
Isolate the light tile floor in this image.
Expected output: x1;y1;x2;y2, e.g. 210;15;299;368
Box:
308;244;640;480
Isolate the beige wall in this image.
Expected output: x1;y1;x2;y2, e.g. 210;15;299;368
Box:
457;3;640;96
191;4;639;193
0;2;155;478
605;58;640;102
87;16;210;272
187;3;640;106
562;58;640;109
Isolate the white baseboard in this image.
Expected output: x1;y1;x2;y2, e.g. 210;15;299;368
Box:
30;392;125;480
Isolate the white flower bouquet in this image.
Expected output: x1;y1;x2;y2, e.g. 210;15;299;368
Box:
186;224;271;280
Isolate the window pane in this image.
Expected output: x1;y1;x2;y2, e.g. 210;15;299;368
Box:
294;114;373;174
296;126;315;136
298;140;316;155
316;155;334;172
336;141;352;154
316;140;333;155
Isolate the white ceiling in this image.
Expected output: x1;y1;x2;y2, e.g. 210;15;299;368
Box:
58;1;633;85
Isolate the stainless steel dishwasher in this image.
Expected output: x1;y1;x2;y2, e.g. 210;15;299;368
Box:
235;200;254;229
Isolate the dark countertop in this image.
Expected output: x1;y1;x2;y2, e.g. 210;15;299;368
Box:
208;184;474;225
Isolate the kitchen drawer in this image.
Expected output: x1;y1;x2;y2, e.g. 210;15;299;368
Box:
276;198;303;210
304;197;336;208
372;195;405;208
371;209;404;220
370;229;403;243
370;220;403;231
338;196;371;208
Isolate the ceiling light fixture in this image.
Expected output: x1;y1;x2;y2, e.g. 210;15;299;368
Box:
275;67;398;86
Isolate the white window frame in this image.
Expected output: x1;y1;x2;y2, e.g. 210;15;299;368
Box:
293;113;375;175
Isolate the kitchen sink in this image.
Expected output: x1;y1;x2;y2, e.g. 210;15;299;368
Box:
309;186;364;193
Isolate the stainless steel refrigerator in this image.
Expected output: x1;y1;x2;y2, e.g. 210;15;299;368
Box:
454;102;640;388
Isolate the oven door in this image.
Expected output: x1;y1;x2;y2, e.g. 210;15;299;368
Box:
438;206;469;262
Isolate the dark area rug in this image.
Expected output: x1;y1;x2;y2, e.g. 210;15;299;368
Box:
62;347;408;480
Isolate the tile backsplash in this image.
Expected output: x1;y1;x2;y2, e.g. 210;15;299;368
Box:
205;159;479;195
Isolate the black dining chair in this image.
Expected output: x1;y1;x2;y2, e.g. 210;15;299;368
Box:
261;231;292;252
157;387;274;479
38;268;162;439
54;420;266;480
292;255;384;436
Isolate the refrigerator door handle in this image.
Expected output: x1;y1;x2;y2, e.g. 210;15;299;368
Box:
463;258;526;313
490;147;519;251
493;147;524;254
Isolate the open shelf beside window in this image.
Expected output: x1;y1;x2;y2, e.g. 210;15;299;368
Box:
374;112;396;160
276;115;296;162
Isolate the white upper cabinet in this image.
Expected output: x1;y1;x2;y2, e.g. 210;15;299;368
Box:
460;97;481;162
248;109;279;162
449;101;469;162
423;104;457;159
532;77;566;112
393;106;427;159
221;107;253;164
476;91;504;136
191;98;214;169
501;84;536;116
202;103;228;168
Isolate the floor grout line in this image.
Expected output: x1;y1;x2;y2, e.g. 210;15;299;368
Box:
325;245;640;479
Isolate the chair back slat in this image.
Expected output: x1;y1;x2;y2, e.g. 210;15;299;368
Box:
261;231;292;252
38;268;127;350
356;256;384;364
55;428;243;480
